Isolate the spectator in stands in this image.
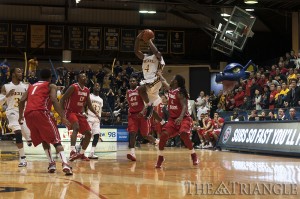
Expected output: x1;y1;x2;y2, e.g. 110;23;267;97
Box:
266;111;276;120
261;85;270;109
253;89;262;111
113;61;123;77
0;59;10;85
269;83;278;110
195;91;206;107
277;108;286;120
125;62;134;77
239;96;252;110
287;68;297;84
286;107;298;120
248;110;258;121
196;102;209;121
106;88;115;111
114;116;123;125
275;85;283;108
257;73;267;88
284;79;300;107
231;111;244;121
234;86;245;108
259;111;267;121
96;67;106;88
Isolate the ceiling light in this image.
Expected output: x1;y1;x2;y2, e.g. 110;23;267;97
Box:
221;13;230;17
76;0;81;3
245;8;255;11
139;10;156;14
244;0;258;4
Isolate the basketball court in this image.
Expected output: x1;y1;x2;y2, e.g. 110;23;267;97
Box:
0;141;299;199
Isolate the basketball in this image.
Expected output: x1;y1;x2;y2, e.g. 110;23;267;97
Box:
142;29;154;42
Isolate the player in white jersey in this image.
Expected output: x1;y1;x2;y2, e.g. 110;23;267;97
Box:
135;30;166;123
76;83;109;159
0;68;31;167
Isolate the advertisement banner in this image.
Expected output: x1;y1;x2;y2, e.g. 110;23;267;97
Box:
58;127;128;142
30;25;46;48
11;24;28;48
0;24;9;47
48;25;64;49
217;121;300;155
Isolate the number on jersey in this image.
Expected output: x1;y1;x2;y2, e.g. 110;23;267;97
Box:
31;86;38;95
144;64;150;72
14;98;20;107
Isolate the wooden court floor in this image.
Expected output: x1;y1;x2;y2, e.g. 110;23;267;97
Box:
0;141;300;199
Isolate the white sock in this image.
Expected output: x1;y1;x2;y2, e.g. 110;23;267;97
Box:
130;148;135;155
70;146;75;151
58;151;68;164
158;150;164;156
90;147;95;154
44;149;54;163
190;149;195;154
18;148;25;157
80;149;85;155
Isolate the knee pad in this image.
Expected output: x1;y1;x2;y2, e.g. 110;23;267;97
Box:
92;134;100;146
15;132;23;144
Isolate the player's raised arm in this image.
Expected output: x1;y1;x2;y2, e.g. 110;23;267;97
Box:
49;84;70;127
148;39;161;60
134;31;145;60
59;85;75;108
156;71;170;90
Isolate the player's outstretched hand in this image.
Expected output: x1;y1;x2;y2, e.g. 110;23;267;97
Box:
61;117;71;127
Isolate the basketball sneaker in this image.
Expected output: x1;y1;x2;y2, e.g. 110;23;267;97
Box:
18;161;27;167
127;154;136;161
18;156;27;167
191;153;199;165
48;161;56;173
62;163;73;176
155;155;164;168
27;140;32;147
145;104;153;119
69;150;77;161
88;152;98;159
80;154;90;161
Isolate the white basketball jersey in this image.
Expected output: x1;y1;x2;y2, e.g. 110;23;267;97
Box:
88;93;103;118
142;54;165;83
5;82;28;112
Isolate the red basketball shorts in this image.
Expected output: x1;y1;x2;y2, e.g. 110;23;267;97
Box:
66;112;91;134
25;111;61;147
127;113;150;136
162;116;192;138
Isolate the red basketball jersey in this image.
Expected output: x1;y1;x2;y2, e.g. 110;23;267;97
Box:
168;88;190;119
127;87;144;114
64;83;89;114
155;102;165;118
25;81;52;115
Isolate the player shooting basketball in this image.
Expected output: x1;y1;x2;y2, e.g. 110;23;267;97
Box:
134;29;166;127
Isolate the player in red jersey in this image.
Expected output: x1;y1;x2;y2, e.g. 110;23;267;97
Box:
126;76;159;161
155;72;199;168
18;69;73;175
60;72;100;161
211;112;224;149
